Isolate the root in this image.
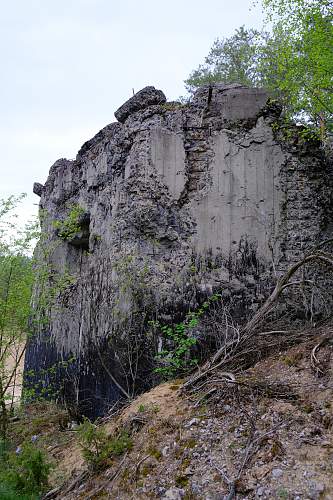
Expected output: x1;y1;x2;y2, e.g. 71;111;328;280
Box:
182;252;333;394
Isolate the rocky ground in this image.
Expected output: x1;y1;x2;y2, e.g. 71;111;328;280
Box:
20;329;332;500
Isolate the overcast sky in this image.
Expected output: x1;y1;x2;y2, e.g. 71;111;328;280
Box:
0;0;264;223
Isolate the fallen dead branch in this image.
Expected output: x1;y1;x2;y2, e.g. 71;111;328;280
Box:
42;470;89;499
213;393;288;500
310;335;333;375
42;486;62;500
182;252;333;394
191;372;299;408
311;340;326;375
85;452;129;499
134;453;151;479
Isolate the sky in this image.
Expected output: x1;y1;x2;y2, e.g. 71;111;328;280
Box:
0;0;264;224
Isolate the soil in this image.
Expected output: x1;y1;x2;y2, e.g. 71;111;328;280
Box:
13;333;333;499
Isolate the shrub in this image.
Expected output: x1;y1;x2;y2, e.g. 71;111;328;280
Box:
53;204;85;241
0;483;33;500
77;418;133;471
0;442;51;498
153;293;222;378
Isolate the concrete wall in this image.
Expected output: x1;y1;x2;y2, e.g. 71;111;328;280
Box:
150;128;186;199
191;124;284;257
26;84;332;418
149;118;285;260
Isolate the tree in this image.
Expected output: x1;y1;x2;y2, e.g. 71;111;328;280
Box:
184;26;269;95
261;0;333;133
0;195;37;439
184;1;332;136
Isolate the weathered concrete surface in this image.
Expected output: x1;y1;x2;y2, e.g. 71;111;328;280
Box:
192;83;268;122
33;182;44;197
25;84;333;418
189;120;284;256
115;86;166;123
151;128;186;199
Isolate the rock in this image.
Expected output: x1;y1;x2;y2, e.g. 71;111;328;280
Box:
256;486;265;497
272;468;283;479
33;182;44;197
163;487;184;499
309;481;325;496
115;86;166;123
185;418;200;428
162;446;169;457
68;421;79;430
191;83;269;122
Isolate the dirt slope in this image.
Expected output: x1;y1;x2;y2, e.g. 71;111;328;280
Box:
44;334;333;500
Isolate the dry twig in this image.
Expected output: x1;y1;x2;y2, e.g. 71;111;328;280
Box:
182;252;333;394
134;454;150;479
310;334;333;375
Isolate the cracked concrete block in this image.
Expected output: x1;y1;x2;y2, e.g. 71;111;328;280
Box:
115;86;166;123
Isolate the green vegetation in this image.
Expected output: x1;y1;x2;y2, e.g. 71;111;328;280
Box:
262;0;333;136
147;446;162;460
0;195;37;440
0;196;52;497
153;293;222;378
22;356;76;404
185;0;333;136
77;418;133;471
175;475;189;487
185;26;268;93
53;204;85;241
0;196;55;498
0;195;78;428
0;441;51;499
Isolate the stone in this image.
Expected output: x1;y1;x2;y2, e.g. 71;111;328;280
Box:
256;486;265;496
272;468;283;479
309;481;325;495
25;84;333;419
114;85;166;123
163;487;184;500
162;446;170;457
185;418;200;428
33;182;44;197
191;83;268;123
